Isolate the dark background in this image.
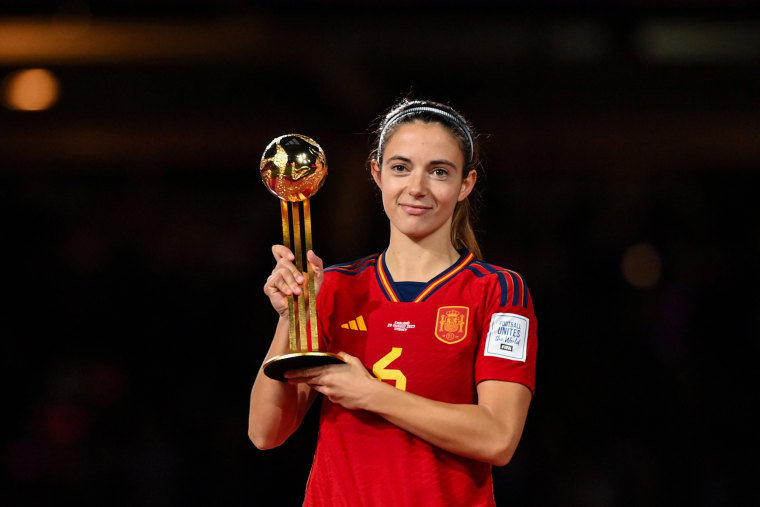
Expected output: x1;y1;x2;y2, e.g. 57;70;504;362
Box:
2;1;759;506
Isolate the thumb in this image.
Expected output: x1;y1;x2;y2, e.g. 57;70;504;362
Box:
307;250;325;287
337;351;359;364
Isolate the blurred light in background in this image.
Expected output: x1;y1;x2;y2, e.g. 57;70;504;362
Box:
636;20;760;63
1;68;60;111
0;18;259;65
622;242;663;289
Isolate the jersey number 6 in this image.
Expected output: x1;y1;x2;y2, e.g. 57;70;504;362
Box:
372;347;407;391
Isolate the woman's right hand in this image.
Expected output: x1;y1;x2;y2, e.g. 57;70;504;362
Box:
263;245;324;318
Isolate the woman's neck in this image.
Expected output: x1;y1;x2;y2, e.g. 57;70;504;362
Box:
384;229;461;282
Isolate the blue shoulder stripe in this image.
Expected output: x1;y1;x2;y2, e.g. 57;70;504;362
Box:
506;270;525;307
468;261;529;308
325;254;378;275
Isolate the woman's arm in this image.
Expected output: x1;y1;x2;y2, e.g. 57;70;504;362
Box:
285;354;532;466
248;247;324;450
248;316;318;449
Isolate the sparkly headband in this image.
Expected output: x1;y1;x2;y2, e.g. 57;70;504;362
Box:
377;106;474;163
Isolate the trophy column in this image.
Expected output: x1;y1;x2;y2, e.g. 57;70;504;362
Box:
260;134;344;381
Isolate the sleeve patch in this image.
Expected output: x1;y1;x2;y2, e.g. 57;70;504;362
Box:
485;313;528;362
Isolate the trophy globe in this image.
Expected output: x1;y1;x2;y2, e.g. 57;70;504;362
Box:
259;134;343;381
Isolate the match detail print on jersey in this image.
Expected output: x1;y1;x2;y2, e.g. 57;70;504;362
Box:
485;313;529;362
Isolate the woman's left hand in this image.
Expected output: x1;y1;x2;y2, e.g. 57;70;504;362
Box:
284;352;377;411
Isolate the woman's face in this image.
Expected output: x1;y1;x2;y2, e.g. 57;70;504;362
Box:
371;121;476;243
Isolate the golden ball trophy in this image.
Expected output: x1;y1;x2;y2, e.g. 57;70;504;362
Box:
260;134;344;381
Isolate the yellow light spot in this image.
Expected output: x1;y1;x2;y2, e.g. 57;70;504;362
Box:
622;242;663;289
2;68;60;111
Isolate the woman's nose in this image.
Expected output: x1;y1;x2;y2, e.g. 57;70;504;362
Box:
407;169;427;196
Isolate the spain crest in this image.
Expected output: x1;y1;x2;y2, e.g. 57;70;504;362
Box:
435;306;469;344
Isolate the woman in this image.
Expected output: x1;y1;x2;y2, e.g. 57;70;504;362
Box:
249;99;537;506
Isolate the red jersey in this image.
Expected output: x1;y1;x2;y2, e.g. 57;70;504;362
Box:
303;250;537;507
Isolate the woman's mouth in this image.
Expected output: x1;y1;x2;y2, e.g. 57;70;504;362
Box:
399;203;431;216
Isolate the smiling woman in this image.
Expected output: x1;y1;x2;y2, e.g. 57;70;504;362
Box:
249;98;538;507
372;100;483;261
370;121;477;278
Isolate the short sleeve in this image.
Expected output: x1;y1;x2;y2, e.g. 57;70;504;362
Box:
474;271;537;394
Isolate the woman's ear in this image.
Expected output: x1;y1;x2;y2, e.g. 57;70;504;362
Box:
371;159;382;189
458;169;477;202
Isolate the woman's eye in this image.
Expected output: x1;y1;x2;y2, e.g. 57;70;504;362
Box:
391;164;408;172
432;168;449;177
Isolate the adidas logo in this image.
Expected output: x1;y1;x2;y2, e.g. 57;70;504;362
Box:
340;315;367;331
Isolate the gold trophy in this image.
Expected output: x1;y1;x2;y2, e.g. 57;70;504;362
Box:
260;134;344;381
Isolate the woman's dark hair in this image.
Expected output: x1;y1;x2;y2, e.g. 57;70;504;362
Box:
369;99;483;259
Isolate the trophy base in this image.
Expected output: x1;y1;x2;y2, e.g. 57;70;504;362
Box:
263;352;345;382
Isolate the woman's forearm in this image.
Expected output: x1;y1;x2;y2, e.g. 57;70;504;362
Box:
248;316;315;449
363;379;531;466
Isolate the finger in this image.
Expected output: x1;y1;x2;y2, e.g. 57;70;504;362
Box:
284;364;336;380
265;269;299;297
272;258;306;290
284;368;318;380
263;274;280;296
337;351;358;364
286;375;324;387
271;244;296;263
306;250;325;291
336;352;375;378
306;250;324;272
307;383;327;396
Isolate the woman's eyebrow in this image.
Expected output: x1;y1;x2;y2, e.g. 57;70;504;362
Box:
429;159;457;168
386;155;458;168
